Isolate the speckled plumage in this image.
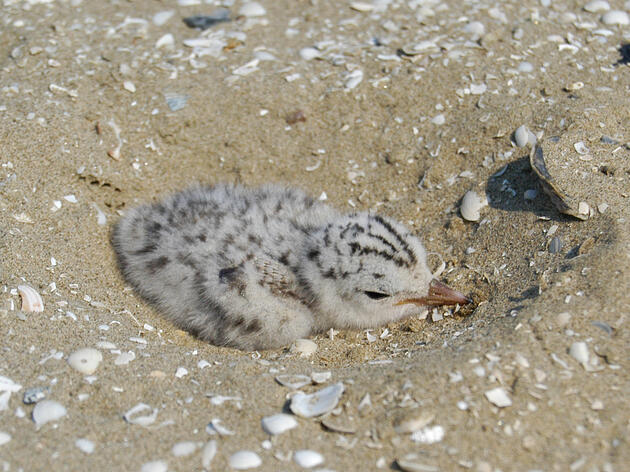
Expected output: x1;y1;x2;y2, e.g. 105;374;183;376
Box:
112;184;469;350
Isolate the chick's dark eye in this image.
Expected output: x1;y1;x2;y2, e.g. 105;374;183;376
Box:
363;291;389;300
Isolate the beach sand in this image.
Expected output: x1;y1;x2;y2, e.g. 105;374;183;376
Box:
1;1;629;470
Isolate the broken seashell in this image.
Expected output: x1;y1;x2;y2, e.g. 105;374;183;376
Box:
205;418;235;436
484;387;512;407
123;403;158;426
275;374;311;390
290;383;345;418
290;339;318;357
529;145;588;220
18;285;44;312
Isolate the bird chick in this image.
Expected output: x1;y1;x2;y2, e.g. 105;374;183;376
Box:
112;184;470;350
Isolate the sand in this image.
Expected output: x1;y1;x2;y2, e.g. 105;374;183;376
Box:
1;0;629;471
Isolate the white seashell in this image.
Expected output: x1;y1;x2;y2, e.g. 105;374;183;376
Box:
32;400;67;426
584;1;610;13
123;403;158;426
202;440;217;469
573;141;589;155
518;62;534;73
402;40;438;55
140;461;168;472
206;418;235;436
115;351;136;365
153;10;175;26
464;21;485;38
290;339;318;357
431;114;445;125
175;366;188;378
396;454;439;472
344;69;363;90
0;392;9;411
0;375;22;393
172;441;199;457
514;125;530;147
75;438;95;454
156;33;175;49
484;387;512;408
261;413;298;435
410;425;445;444
601;10;629;25
290;382;345;418
578;201;590;216
460;190;487;222
569;341;589;365
394;412;434;433
294;449;324;468
276;374;311;389
350;2;374;12
310;371;332;384
470;83;487;95
67;348;103;375
299;47;320;61
0;432;11;446
229;450;262;470
17;285;44;312
239;2;266;17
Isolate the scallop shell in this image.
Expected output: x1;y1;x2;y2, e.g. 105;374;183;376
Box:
17;285;44;312
289;382;345;418
529;145;588;220
67;348;103;375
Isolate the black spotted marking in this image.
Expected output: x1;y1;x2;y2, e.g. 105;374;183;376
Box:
307;249;320;261
373;272;384;279
323;268;336;279
183;233;195;244
278;251;290;266
248;233;262;246
348;242;408;267
146;256;170;273
367;232;398;254
275;200;283;213
323;224;332;247
132;242;158;255
244;319;262;334
197;233;207;242
177;251;198;269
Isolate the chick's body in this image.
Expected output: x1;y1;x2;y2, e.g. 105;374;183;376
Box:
113;184;467;350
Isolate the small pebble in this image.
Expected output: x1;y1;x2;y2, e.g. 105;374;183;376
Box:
75;438;95;454
410;425;445;444
32;400;67;426
293;450;324;468
67;348;103;375
261;413;298;435
556;312;572;327
524;189;537;200
229;450;262;470
518;62;534;73
140;461;168;472
23;386;48;404
601;10;629;25
153;10;175;26
597;203;609;214
484;387;512;407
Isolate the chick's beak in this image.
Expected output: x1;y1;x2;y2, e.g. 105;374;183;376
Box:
395;279;471;307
